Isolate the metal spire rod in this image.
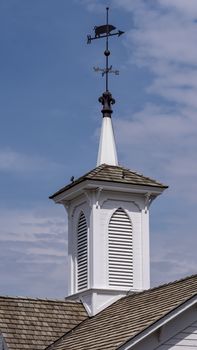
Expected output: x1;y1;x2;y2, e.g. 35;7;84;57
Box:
87;7;124;118
87;7;124;93
106;7;109;91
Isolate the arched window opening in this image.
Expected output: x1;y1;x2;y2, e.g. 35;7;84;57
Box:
77;212;88;291
108;208;133;288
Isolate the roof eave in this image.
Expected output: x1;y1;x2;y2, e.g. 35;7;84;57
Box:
50;179;167;204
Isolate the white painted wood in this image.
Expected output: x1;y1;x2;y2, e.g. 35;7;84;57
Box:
157;319;197;349
97;116;118;166
53;179;164;203
171;331;197;340
65;198;90;296
57;172;164;315
141;205;150;288
65;188;152;315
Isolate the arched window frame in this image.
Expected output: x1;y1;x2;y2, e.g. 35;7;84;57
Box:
108;207;133;288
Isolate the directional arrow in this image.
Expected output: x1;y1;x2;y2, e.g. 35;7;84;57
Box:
118;30;124;36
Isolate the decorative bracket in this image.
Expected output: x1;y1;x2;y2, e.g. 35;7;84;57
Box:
63;201;71;219
83;189;92;208
157;325;165;342
144;193;156;213
95;187;103;209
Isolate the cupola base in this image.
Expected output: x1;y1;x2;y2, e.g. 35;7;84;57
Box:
66;288;138;316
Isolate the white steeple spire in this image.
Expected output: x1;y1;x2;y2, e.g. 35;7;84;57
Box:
97;90;118;166
97;114;118;166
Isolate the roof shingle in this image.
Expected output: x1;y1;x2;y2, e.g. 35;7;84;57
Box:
0;297;88;350
46;274;197;350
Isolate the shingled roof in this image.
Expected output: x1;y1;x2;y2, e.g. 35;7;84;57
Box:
0;297;88;350
46;274;197;350
50;164;168;199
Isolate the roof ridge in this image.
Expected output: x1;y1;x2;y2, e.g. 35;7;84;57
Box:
117;164;166;185
67;164;106;185
86;163;107;178
92;164;166;185
0;295;82;304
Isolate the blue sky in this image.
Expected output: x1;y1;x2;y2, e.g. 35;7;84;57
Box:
0;0;197;298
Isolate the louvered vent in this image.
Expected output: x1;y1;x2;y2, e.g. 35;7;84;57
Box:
77;212;88;291
108;208;133;288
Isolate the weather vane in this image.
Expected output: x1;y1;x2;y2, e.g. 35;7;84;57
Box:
87;7;124;92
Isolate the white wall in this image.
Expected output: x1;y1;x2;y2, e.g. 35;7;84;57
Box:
66;188;150;296
157;320;197;349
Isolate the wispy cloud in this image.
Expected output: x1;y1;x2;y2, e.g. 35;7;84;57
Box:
76;0;105;12
158;0;197;19
0;149;66;174
151;225;197;285
0;207;68;298
115;0;197;103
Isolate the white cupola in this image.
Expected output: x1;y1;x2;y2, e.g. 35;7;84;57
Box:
49;8;167;316
50;164;167;316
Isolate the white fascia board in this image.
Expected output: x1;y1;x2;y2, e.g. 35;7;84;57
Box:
51;180;90;203
87;180;165;195
118;294;197;350
52;180;165;203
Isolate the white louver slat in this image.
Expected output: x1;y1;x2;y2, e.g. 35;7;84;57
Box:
77;212;88;291
108;208;133;288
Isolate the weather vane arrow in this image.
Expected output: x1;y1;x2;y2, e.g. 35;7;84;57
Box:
87;7;124;93
87;28;124;44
